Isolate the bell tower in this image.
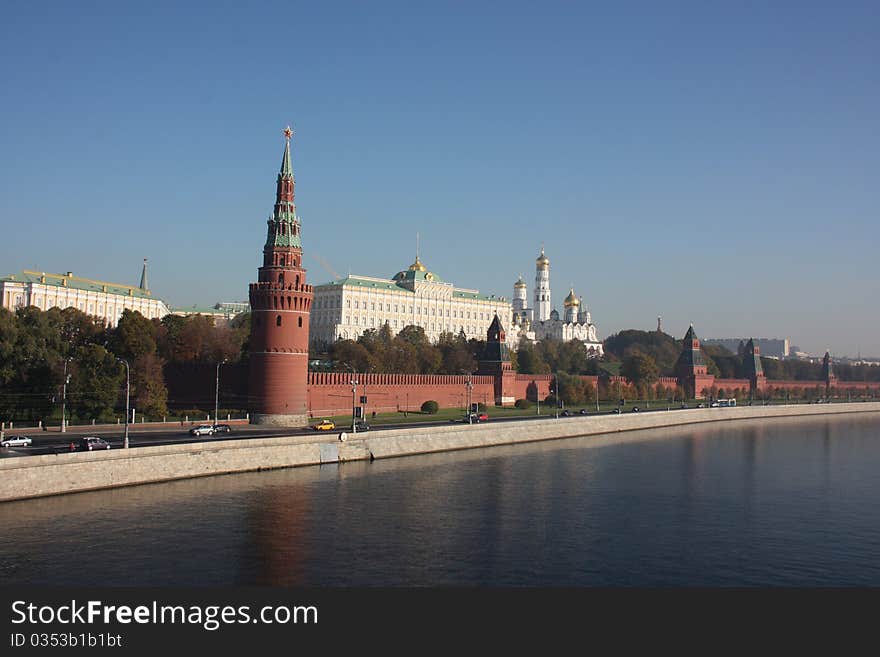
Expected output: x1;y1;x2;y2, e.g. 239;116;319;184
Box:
248;127;313;425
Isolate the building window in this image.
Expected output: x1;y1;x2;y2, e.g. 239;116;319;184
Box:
276;315;282;326
298;317;302;327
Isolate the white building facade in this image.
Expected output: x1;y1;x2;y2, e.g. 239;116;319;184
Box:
310;257;515;349
0;268;170;327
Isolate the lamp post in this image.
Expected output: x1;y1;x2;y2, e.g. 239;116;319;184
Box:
554;373;559;419
351;378;359;434
466;376;473;424
61;357;72;433
117;358;130;449
214;359;227;427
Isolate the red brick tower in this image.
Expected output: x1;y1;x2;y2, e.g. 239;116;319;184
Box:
478;315;517;406
675;324;715;399
248;127;313;425
742;337;767;395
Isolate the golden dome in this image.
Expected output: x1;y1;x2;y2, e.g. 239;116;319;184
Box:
514;275;527;289
563;288;580;306
408;256;427;272
536;247;549;268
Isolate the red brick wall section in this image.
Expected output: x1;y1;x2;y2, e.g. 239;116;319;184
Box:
513;374;553;402
306;372;496;417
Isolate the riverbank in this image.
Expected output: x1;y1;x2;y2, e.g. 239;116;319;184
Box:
2;402;879;502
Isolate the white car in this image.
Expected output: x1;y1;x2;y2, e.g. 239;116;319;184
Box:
1;435;32;448
189;424;215;436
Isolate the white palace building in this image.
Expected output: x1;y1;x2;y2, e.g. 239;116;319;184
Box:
310;256;515;349
0;260;170;327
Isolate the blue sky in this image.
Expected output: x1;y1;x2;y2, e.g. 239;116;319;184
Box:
1;1;878;356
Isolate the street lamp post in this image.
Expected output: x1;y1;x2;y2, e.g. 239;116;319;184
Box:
117;358;130;449
351;378;359;434
466;376;473;424
553;373;559;419
214;359;227;426
61;357;71;433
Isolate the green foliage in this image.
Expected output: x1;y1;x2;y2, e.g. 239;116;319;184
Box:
420;400;439;414
604;330;681;375
68;344;124;421
514;398;532;409
132;353;168;417
621;353;660;388
327;324;484;375
110;309;156;360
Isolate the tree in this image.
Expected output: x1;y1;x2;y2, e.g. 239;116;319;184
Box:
68;344;124;421
331;340;373;372
516;338;550;374
621;353;659;390
132;353;168;417
109;309;156;361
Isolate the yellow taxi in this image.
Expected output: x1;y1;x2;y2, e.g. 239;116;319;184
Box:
311;419;336;431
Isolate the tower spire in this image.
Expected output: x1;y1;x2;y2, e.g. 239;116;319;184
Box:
281;125;294;176
139;258;148;291
266;127;300;249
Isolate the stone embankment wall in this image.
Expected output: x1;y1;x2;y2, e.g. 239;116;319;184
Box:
1;402;878;503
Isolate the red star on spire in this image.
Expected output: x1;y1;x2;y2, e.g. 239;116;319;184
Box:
283;125;294;141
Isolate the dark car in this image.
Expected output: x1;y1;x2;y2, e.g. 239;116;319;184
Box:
352;419;370;431
212;424;232;434
612;408;621;414
79;436;110;451
631;406;640;412
561;409;572;417
579;409;589;415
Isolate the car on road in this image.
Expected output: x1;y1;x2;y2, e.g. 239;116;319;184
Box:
561;409;572;417
79;436;110;451
631;406;641;412
579;409;589;415
1;435;32;448
189;424;215;436
352;419;370;432
612;408;621;414
211;424;232;434
312;419;335;431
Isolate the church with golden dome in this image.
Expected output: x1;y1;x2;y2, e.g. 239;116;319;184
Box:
509;247;603;356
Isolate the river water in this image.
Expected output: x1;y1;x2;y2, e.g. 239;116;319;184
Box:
1;414;878;586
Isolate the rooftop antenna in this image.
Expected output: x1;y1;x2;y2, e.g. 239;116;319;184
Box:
416;231;420;260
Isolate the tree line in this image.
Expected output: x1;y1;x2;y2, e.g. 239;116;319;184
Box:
0;306;248;424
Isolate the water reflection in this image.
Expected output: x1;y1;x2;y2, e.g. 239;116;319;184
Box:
1;414;879;586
